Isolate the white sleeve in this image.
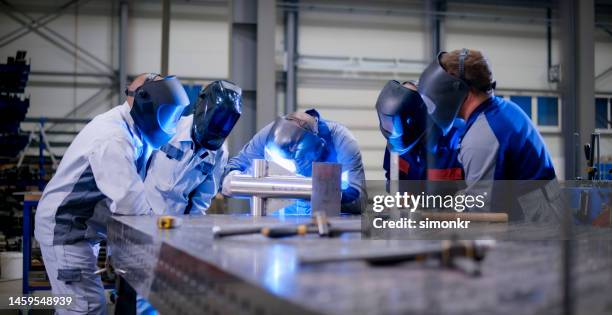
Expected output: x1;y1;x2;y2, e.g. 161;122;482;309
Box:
87;136;152;215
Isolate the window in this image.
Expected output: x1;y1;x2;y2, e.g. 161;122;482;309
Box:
537;96;559;126
505;93;561;129
595;98;609;129
510;95;532;118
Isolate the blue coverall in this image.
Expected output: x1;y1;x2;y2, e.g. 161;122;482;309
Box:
459;95;558;221
383;119;464;181
225;109;366;214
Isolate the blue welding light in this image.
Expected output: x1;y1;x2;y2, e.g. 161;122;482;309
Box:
264;146;296;173
263;245;296;295
341;170;349;190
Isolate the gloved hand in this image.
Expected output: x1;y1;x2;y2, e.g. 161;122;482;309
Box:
221;170;242;197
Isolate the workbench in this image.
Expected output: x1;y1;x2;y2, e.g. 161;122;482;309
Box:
107;214;612;315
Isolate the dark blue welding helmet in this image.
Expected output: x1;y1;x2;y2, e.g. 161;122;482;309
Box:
193;80;242;150
129;75;190;148
376;80;428;154
418;51;470;134
265;112;325;176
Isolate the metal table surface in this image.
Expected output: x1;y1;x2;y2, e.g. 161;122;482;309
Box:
107;214;612;315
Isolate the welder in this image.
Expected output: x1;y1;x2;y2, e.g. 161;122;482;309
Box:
417;49;560;222
223;109;366;214
34;73;189;315
376;80;464;182
144;80;242;215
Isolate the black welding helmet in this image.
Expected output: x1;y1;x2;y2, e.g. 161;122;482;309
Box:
375;80;428;154
192;80;242;150
129;75;190;148
265;112;325;176
418;51;470;134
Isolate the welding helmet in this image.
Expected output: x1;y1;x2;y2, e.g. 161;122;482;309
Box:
193;80;242;150
417;50;470;134
376;80;428;154
265;112;325;176
129;75;190;148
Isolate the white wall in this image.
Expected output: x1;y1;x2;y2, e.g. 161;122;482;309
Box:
2;0;612;180
294;3;612;180
0;1;228;120
0;0;228;156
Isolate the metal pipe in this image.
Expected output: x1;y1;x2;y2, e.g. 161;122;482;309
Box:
547;7;552;72
231;175;312;198
160;0;170;76
284;0;298;115
277;2;556;25
389;151;402;221
30;71;115;78
251;159;267;216
596;133;601;180
24;117;90;124
389;151;399;192
118;0;128;102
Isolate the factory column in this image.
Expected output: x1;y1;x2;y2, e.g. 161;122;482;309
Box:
228;0;277;155
560;0;595;180
227;0;277;212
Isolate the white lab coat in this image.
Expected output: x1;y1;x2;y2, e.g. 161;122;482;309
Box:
144;115;227;215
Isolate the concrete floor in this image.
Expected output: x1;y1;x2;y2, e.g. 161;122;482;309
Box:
0;278;114;314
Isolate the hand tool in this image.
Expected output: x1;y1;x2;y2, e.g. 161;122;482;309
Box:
299;239;495;276
419;211;508;223
212;212;361;238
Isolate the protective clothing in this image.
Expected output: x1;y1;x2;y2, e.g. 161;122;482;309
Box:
129;75;190;148
225;109;366;214
192;80;242;150
459;96;557;221
39;243;106;315
383;119;464;181
145;115;228;215
376;80;428;154
460;96;556;182
265;112;325;176
35;101;157;315
417;51;470;134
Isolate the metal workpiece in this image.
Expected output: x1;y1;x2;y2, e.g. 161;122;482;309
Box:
225;159;312;216
229;174;312;199
108;215;612;315
225;160;341;216
311;162;341;216
251;159;268;216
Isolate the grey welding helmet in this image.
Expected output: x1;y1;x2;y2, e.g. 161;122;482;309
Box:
265;112;325;176
417;51;470;134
